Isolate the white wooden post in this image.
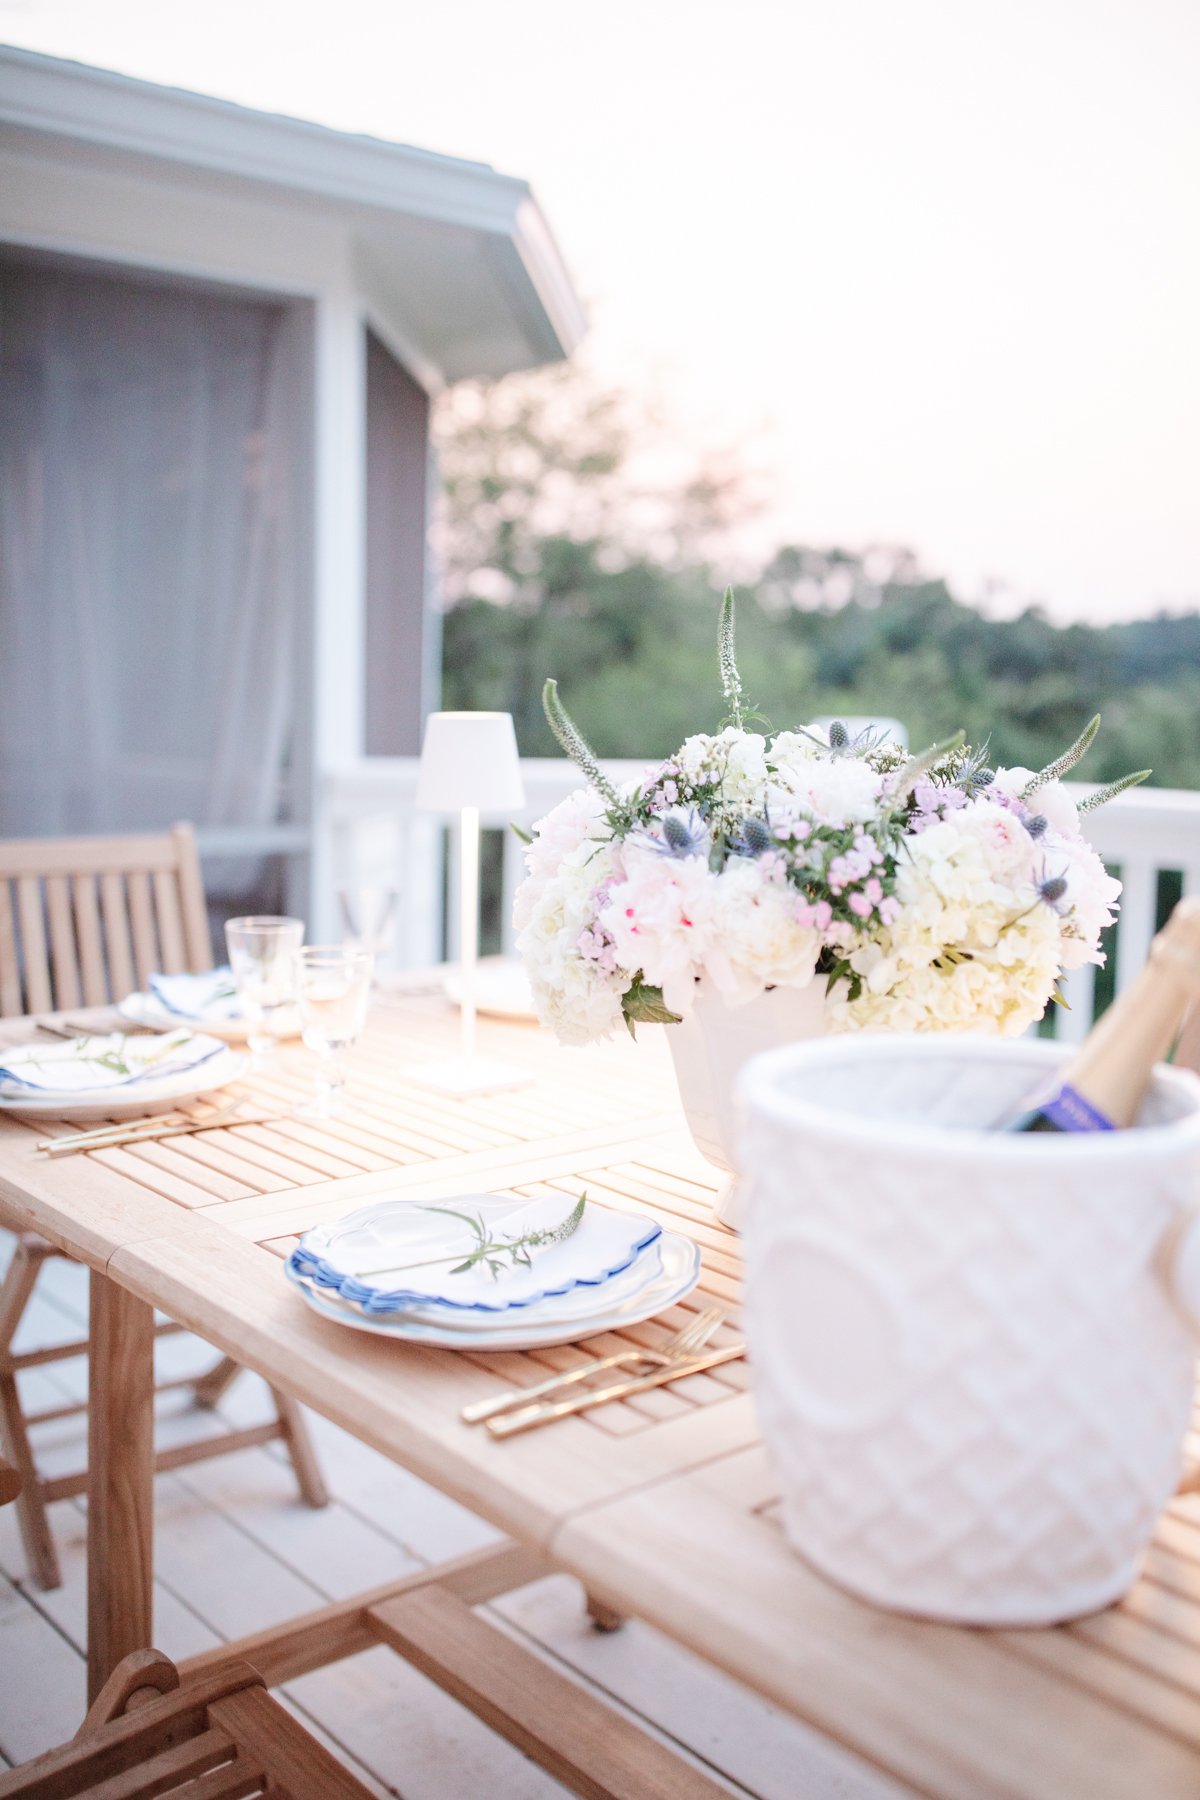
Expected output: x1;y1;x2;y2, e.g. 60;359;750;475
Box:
309;284;367;941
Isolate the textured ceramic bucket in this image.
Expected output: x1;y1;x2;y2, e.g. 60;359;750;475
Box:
737;1035;1200;1626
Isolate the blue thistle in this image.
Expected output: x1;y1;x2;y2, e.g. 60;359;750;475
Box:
731;816;775;858
1037;872;1069;908
634;807;710;860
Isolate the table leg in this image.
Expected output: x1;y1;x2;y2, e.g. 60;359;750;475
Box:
87;1269;154;1702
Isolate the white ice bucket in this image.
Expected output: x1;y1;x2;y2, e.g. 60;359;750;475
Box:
737;1035;1200;1626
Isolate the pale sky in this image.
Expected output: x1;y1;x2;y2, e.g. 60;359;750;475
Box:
3;0;1198;622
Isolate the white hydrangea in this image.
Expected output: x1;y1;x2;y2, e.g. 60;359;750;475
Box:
513;816;626;1045
675;728;769;810
827;802;1063;1035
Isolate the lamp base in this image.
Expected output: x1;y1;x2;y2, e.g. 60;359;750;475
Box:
399;1054;534;1098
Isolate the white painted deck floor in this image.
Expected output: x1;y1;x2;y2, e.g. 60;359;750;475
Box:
0;1231;903;1799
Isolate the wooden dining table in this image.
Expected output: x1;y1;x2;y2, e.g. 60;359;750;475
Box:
1;982;1199;1800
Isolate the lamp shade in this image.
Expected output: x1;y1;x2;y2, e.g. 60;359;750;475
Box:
414;712;526;814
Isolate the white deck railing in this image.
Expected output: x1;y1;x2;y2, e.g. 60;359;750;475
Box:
319;758;1200;1039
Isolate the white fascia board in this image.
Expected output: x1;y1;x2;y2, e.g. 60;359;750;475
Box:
0;46;585;365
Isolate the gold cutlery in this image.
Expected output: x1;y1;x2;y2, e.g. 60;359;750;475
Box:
36;1096;263;1157
461;1306;725;1425
35;1017;154;1039
484;1340;746;1438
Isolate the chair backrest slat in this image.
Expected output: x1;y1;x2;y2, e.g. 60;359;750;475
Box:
0;883;21;1016
172;824;213;974
125;873;159;991
0;827;213;1019
100;874;136;1003
183;1749;268;1798
15;878;52;1014
152;870;187;974
72;876;109;1007
44;876;82;1011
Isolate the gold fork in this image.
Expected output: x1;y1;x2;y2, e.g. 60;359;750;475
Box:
461;1306;725;1425
36;1095;256;1156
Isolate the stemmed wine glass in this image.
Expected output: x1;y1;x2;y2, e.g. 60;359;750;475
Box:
337;885;402;997
224;916;304;1064
293;945;374;1118
337;886;401;960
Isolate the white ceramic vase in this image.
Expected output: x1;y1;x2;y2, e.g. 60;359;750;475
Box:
737;1034;1200;1626
664;980;827;1229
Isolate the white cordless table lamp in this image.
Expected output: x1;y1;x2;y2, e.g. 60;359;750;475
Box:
407;711;533;1096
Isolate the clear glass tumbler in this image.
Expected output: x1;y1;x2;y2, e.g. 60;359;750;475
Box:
224;916;305;1063
294;945;374;1117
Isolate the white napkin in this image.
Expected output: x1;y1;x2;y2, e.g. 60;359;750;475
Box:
305;1194;663;1314
0;1030;226;1095
148;967;242;1022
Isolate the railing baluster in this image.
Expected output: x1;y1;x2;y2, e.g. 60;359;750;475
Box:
1051;962;1096;1043
501;826;526;955
1114;858;1157;993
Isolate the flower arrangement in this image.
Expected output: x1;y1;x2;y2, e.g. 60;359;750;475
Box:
514;591;1148;1046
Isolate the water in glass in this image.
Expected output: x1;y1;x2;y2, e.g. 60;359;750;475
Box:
295;945;374;1116
224;916;304;1063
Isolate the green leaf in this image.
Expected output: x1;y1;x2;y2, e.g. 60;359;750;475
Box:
509;820;533;845
621;980;683;1038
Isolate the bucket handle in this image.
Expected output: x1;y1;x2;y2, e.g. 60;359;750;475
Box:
1160;1204;1200;1334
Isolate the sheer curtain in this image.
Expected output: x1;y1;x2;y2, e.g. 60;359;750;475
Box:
0;262;302;890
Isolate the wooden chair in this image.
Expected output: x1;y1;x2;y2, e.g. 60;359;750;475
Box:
0;1648;376;1798
0;1450;20;1506
0;825;327;1591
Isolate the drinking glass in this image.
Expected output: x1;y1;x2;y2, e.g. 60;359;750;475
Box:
294;945;374;1117
337;885;401;963
224;916;304;1063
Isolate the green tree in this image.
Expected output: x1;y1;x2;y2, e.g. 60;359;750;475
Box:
434;363;1200;788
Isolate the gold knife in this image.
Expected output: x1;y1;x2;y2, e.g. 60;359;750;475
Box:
484;1342;746;1437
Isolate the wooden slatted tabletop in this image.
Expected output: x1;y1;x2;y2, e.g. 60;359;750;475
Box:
1;985;1199;1799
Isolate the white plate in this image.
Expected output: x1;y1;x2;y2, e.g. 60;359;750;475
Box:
117;991;301;1044
285;1231;701;1350
0;1046;247;1120
443;962;537;1022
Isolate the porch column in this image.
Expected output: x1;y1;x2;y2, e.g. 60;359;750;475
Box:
310;285;367;940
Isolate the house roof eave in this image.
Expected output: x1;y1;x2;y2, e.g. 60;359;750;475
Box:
0;45;586;374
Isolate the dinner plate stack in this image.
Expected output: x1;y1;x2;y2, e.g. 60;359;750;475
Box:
0;1030;244;1121
285;1192;701;1350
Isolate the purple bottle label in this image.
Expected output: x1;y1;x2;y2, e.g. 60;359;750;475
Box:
1038;1084;1116;1132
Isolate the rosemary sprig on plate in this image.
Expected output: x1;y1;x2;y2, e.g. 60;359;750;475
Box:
380;1193;588;1283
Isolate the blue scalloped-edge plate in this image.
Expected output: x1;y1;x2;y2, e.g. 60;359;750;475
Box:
287;1192;663;1316
284;1232;702;1350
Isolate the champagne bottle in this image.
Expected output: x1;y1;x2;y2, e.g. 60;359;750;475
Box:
1006;897;1200;1133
